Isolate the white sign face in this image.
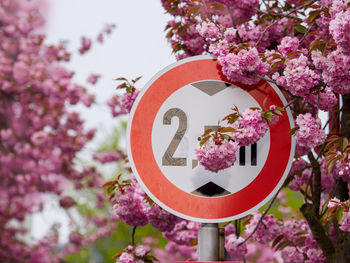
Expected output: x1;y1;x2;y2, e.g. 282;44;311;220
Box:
151;81;270;197
127;55;295;222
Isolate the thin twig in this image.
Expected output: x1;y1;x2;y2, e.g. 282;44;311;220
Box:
255;0;316;47
226;5;243;43
283;97;298;110
131;226;137;246
239;188;281;246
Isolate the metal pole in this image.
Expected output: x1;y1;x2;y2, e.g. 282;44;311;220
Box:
198;223;219;262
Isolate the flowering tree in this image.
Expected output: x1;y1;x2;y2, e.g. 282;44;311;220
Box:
108;0;350;262
0;0;119;262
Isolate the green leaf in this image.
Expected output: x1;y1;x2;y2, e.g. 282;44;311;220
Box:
115;77;127;81
295;25;308;34
202;128;213;137
295;236;307;246
341;137;349;152
132;76;142;83
336;207;344;222
289;126;300;135
264;111;273;121
200;135;211;147
210;2;227;12
272;234;284;248
287;51;303;59
275;240;292;251
307;10;321;24
187;5;201;16
116;82;127;89
220;126;238;133
270;60;282;73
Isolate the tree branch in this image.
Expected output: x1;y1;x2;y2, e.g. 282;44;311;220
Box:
308;152;321;215
131;226;137;246
300;203;335;262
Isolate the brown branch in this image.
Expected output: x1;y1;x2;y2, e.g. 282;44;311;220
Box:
255;0;317;47
225;5;243;43
131;226;137;246
308;152;321;215
300;204;335;261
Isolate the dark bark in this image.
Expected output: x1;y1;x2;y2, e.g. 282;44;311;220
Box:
300;95;350;262
331;94;350;262
308;152;321;215
300;204;335;262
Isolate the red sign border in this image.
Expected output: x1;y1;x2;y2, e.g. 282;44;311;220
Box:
127;56;295;222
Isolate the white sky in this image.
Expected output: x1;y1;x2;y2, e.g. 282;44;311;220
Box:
45;0;175;149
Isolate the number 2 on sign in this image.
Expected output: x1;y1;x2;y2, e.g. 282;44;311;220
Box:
162;108;187;166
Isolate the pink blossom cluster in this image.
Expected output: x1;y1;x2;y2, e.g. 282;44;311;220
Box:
196;21;221;39
113;177;149;226
0;0;121;260
166;19;206;60
218;47;269;85
86;74;100;85
288;159;334;194
116;245;150;263
121;90;140;112
280;219;326;263
238;18;292;51
225;234;248;260
329;8;350;55
231;108;269;146
207;0;259;24
245;211;280;244
340;211;350;232
334;154;350;182
273;54;320;97
312;50;350;95
195;138;239;173
295;113;326;154
147;204;179;232
113;174;179;231
277;36;299;56
162;241;197;262
305;87;338;112
96;24;116;43
107;90;140;117
163;220;200;246
327;198;350;232
79;37;92;54
288;159;309;191
208;39;230;57
93;150;124;164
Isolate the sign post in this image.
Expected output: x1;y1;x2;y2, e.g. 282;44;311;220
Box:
198;223;219;261
127;56;295;261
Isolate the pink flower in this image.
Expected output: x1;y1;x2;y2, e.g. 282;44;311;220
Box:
195;139;239;173
295;113;326;153
219;47;269;85
273;54;320;97
231;108;269;146
329;9;350;55
196;21;221;39
225;234;247;260
93;150;123;164
87;74;100;85
245;211;280;244
79;37;92;54
147;204;178;232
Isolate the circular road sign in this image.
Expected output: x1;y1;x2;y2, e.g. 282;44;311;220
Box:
127;55;295;223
